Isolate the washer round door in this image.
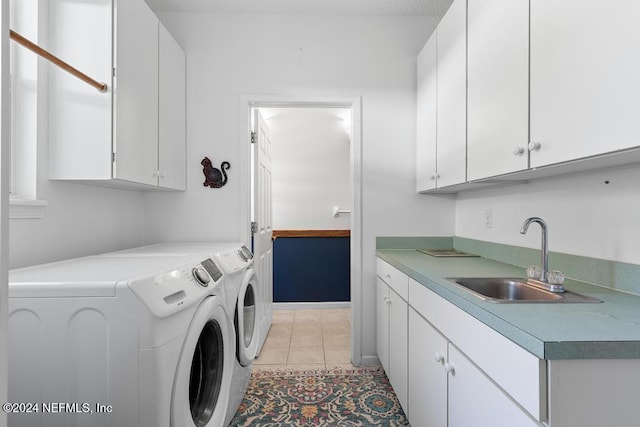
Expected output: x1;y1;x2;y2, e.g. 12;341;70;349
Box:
171;295;233;427
235;269;259;366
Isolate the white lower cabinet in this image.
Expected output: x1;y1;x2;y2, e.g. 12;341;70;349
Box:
408;308;538;427
376;260;409;416
408;308;447;426
448;345;539;427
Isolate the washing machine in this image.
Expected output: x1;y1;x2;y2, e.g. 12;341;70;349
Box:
103;242;263;425
8;254;234;427
213;246;260;426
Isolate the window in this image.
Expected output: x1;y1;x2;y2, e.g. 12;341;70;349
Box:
9;0;47;218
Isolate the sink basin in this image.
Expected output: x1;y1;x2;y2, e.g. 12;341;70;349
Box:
447;277;602;303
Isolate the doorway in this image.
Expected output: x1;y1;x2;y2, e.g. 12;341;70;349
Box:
239;95;363;366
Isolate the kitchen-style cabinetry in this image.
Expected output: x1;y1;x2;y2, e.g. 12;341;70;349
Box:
407;277;545;426
416;0;466;191
530;0;640;168
466;0;529;181
158;23;186;190
416;34;437;191
408;308;447;426
48;0;186;190
375;259;408;415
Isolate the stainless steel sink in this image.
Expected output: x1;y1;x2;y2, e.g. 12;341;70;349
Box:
446;277;601;303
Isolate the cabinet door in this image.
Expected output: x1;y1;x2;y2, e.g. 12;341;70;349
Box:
530;0;640;167
448;345;539;427
158;23;186;190
467;0;529;180
113;0;159;186
408;308;447;427
376;277;389;372
436;0;467;187
48;0;113;180
416;32;438;192
388;288;408;414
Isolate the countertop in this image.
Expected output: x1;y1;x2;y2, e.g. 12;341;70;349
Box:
377;249;640;360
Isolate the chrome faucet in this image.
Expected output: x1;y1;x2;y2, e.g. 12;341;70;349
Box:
520;217;549;283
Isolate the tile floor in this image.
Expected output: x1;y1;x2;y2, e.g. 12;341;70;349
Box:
253;308;353;370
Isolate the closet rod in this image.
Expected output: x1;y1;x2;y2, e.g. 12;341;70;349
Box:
10;30;108;93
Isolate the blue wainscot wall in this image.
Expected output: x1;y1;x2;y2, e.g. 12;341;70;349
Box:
273;235;350;302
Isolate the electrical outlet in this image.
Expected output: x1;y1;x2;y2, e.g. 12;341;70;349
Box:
484;209;492;228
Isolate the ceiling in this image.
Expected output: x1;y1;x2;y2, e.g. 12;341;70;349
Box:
145;0;453;17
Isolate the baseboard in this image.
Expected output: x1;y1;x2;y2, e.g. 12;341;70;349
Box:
360;355;381;367
272;301;352;310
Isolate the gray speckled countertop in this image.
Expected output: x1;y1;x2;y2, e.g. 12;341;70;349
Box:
377;249;640;360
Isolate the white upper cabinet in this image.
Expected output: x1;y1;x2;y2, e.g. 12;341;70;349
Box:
467;0;529;181
530;0;640;168
416;0;467;192
158;23;186;191
48;0;186;190
435;0;467;188
113;0;159;187
416;32;437;192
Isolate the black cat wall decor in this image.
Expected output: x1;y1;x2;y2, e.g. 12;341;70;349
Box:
201;157;230;188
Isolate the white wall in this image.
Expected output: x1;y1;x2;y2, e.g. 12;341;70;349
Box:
1;0;10;421
267;107;351;230
144;12;454;362
456;164;640;265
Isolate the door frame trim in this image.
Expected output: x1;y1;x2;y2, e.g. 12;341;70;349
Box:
239;94;363;365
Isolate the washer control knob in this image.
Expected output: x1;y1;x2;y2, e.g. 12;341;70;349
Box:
192;267;211;287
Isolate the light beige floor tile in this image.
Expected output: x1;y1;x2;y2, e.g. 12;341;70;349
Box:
252;364;285;372
292;322;322;336
267;323;294;336
263;327;292;349
322;322;351;336
325;363;357;371
323;333;350;349
288;347;325;364
262;335;291;350
290;333;323;348
254;347;289;365
272;310;295;324
294;310;322;322
324;348;351;365
285;363;326;371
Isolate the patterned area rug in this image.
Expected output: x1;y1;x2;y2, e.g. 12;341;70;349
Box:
229;366;410;426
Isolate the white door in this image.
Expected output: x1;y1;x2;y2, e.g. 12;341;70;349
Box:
252;109;273;353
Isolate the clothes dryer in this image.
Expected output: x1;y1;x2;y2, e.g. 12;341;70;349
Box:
213;246;260;425
8;254;234;427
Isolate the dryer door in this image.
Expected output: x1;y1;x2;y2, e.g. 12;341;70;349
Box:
171;296;233;427
236;269;259;366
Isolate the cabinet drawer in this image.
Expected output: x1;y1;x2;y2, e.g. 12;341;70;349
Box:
376;259;409;301
409;279;547;422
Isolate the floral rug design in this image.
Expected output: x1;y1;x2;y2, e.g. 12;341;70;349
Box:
229;366;410;426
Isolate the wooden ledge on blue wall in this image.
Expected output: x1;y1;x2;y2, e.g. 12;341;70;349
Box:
272;230;351;240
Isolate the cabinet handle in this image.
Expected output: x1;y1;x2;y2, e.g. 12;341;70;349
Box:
430;175;436;181
513;146;525;156
434;352;445;364
444;362;455;376
385;274;391;280
528;142;541;152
